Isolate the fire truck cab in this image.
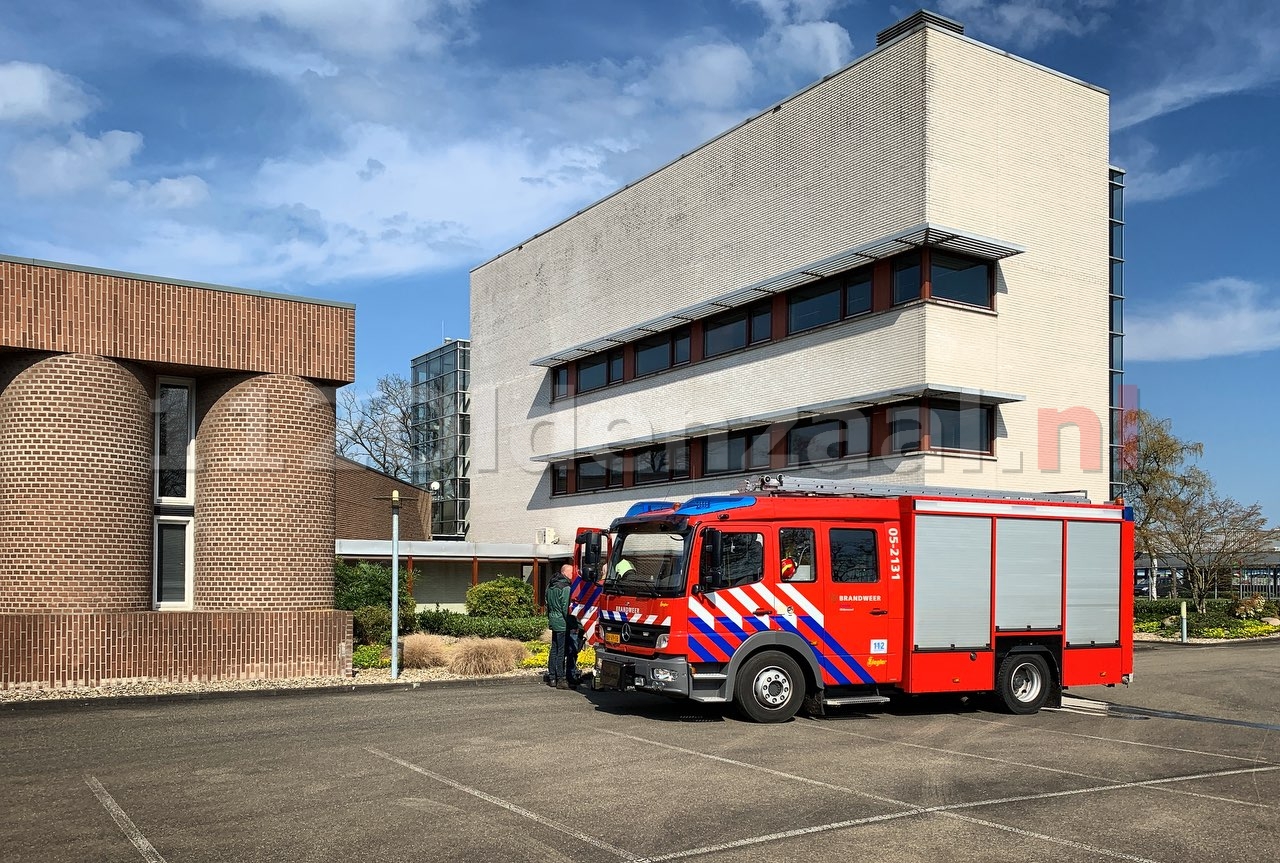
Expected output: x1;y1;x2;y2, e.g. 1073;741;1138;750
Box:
579;476;1134;722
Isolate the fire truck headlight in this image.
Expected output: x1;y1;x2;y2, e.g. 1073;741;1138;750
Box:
655;634;669;650
651;668;675;683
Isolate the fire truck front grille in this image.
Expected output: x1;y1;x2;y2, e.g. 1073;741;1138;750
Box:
598;620;670;649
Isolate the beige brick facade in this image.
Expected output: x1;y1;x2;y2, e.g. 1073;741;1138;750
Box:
474;18;1111;543
0;257;356;688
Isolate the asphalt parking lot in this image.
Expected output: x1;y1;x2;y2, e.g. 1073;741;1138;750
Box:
3;640;1276;863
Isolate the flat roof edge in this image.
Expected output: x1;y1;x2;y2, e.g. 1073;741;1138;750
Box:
0;253;356;310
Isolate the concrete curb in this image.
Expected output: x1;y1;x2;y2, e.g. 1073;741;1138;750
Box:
0;673;544;713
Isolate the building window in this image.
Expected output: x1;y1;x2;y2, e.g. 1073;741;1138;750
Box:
552;367;569;400
846;412;871;455
830;528;878;583
845;270;872;317
705;301;771;358
787;419;843;466
930;253;991;307
551;462;569;496
893;253;921;305
673;328;691;365
634;441;691;485
577;355;607;393
576;453;622;491
887;405;922;454
607;348;624;383
636;333;672;377
153;517;193;608
928;401;992;453
155;380;194;502
704;428;769;475
787;279;842;334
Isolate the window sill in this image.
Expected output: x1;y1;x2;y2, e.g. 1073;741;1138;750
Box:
926;298;998;316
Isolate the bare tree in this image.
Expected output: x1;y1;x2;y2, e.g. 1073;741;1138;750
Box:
1120;409;1204;597
1149;467;1275;613
337;374;415;482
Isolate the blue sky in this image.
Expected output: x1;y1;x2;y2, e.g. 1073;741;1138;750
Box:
1;0;1277;519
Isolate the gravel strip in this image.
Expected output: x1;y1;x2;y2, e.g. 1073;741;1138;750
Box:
0;666;549;703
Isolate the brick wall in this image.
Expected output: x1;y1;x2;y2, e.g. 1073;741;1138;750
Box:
0;352;153;611
195;373;337;609
0;258;355;384
335;455;431;541
0;610;353;689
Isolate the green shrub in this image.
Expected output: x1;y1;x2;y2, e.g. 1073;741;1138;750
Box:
335;559;417;633
353;644;390;668
1133;598;1235;618
419;608;547;641
521;640;595;669
465;577;536;618
354;604;393;646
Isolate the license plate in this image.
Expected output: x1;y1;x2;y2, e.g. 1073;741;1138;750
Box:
604;632;621;644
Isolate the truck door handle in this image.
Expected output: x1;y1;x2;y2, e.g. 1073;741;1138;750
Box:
870;609;889;616
753;608;771;615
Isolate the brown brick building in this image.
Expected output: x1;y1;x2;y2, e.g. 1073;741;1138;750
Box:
0;254;356;689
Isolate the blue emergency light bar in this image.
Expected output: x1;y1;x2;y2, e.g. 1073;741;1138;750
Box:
624;501;678;517
676;496;757;515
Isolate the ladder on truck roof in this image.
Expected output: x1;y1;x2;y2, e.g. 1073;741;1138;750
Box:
739;474;1091;504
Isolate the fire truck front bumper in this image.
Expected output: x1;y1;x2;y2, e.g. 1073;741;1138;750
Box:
594;650;691;697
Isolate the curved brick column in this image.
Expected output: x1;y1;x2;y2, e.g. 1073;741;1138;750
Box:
195;374;336;610
0;353;152;611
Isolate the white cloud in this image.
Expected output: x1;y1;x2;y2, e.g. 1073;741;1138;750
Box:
1127;279;1280;361
632;42;756;109
118;175;212;209
8;130;142;196
1116;139;1233;204
0;61;94;126
1110;0;1280;131
758;21;854;82
199;0;473;59
741;0;847;26
937;0;1113;50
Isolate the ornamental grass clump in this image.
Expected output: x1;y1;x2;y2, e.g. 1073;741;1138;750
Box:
448;638;526;676
401;633;451;669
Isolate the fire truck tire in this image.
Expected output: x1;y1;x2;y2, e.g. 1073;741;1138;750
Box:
996;652;1052;715
734;651;804;723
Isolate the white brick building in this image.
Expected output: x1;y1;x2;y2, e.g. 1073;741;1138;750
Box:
469;11;1123;543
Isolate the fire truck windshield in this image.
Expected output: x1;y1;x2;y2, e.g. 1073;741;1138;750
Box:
603;526;691;597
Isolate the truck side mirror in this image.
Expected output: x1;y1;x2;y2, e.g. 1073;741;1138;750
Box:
577;530;603;582
699;528;724;592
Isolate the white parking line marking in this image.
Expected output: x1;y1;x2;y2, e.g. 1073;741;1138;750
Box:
84;776;168;863
961;714;1277;764
603;729;1280;863
366;747;640;861
804;719;1279;809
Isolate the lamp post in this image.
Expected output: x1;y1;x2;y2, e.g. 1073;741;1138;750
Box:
391;489;401;680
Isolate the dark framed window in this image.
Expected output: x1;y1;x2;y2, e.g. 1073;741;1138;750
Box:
750;304;772;344
156;382;193;501
779;527;816;582
673;328;691;365
551;462;569;496
1110;222;1123;259
721;532;766;588
552;367;570;400
577;356;607;393
830;528;878;583
576;453;622;491
635;333;672;377
846;412;870;455
1110;297;1123;333
928;401;992;453
893;253;921;305
607;349;624;383
887;405;922;454
788;280;842;334
845;270;872;317
787;419;843;466
930;253;991;308
703;428;770;475
634;441;691;485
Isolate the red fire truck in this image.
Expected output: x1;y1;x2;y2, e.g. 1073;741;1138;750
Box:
573;476;1134;722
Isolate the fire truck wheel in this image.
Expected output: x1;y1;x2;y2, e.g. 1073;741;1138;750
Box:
735;650;804;723
996;652;1052;715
